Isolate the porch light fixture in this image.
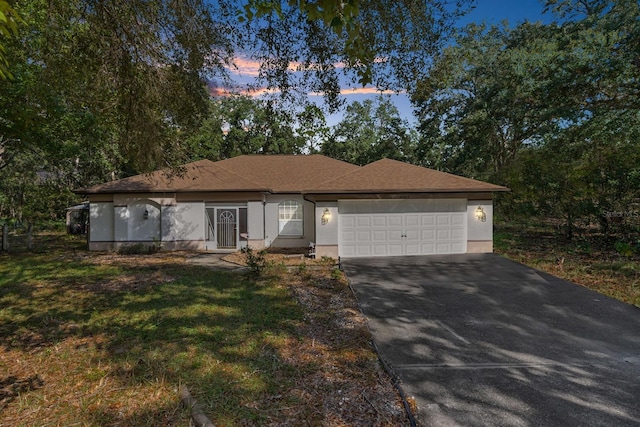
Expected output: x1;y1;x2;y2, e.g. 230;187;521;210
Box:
143;208;149;220
321;208;331;225
474;206;486;222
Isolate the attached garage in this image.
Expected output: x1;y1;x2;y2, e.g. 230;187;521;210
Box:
338;199;467;257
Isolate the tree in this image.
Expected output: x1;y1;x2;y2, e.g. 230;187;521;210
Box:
0;0;23;79
239;0;472;108
184;95;314;162
413;0;640;233
412;22;569;179
321;96;417;165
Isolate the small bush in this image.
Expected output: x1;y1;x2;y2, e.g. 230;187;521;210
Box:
241;246;267;276
615;241;635;258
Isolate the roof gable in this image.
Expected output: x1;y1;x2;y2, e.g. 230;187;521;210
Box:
307;158;509;193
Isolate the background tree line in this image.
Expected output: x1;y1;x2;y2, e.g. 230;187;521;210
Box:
0;0;460;225
1;0;638;238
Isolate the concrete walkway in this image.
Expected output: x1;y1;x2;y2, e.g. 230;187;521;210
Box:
187;253;247;272
342;254;640;427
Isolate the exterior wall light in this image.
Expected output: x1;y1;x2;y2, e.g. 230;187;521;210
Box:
474;206;486;222
321;208;331;225
143;208;149;220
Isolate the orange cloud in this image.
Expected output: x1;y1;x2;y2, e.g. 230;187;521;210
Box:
231;57;262;77
308;87;404;96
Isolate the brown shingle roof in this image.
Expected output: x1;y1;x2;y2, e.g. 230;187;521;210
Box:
306;158;509;193
214;155;361;192
78;159;267;194
78;155;360;194
78;155;508;194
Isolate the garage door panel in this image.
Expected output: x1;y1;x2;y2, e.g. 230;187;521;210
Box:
452;228;465;239
436;215;451;226
373;245;388;256
388;229;404;241
421;229;436;240
437;229;451;240
451;242;466;253
357;230;372;241
388;244;403;256
436;242;452;253
406;243;420;255
372;230;387;241
342;216;356;228
356;216;372;227
388;215;403;227
421;243;436;254
421;215;435;226
339;201;467;257
405;229;420;241
372;216;387;227
342;230;356;242
356;245;372;256
405;214;420;227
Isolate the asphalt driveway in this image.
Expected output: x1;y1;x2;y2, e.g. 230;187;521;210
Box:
342;254;640;427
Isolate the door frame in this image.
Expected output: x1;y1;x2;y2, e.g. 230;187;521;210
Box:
205;205;241;251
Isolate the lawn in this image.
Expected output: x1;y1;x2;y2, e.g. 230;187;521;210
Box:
494;221;640;307
0;235;408;426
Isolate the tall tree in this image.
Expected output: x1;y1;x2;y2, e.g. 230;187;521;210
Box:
321;96;417;165
0;0;23;79
413;0;640;233
184;95;313;162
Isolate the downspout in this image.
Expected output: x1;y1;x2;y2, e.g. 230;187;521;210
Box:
303;194;317;249
262;193;267;247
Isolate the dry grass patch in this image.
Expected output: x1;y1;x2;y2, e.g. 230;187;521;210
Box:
495;223;640;307
0;236;410;426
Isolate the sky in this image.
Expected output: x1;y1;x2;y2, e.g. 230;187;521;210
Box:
222;0;554;127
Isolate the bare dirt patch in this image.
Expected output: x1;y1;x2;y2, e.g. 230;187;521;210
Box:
261;268;412;426
223;247;334;266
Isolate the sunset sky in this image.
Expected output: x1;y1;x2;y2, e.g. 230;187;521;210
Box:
217;0;552;126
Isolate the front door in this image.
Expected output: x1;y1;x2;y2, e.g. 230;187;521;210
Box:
216;208;237;249
205;207;238;250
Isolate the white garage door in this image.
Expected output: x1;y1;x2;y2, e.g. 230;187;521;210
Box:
339;199;467;258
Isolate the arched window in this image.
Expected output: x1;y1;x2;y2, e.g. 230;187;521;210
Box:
278;200;303;236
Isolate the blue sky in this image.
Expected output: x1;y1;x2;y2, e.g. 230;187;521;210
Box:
322;0;553;126
224;0;553;126
462;0;551;26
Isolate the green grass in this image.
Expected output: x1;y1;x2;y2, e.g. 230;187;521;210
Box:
0;250;305;425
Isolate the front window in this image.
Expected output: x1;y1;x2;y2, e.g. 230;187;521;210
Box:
278;200;303;236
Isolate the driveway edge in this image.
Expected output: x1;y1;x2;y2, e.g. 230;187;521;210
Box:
345;275;419;427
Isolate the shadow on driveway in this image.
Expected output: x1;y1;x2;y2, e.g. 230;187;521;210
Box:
342;254;640;427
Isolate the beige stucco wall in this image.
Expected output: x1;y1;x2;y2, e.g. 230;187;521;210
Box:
247;200;264;242
162;202;205;244
315;202;338;246
467;240;493;253
90;202;114;242
315;245;339;259
467;199;493;253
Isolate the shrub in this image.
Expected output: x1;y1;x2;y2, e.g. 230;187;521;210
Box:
241;246;267;276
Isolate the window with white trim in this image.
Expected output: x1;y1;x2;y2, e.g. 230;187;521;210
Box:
278;200;303;236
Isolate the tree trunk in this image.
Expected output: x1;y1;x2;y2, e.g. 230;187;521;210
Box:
2;224;7;251
27;224;32;250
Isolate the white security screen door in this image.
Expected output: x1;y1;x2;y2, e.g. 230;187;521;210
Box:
217;209;237;249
